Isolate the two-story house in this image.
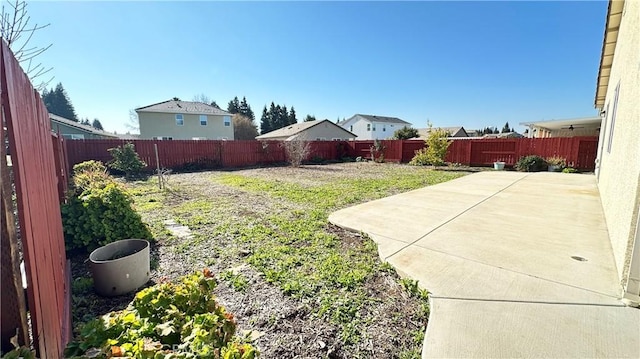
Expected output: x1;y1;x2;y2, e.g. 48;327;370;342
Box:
338;114;411;140
136;99;234;140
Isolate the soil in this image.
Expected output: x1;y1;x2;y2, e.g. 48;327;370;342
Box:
69;163;477;358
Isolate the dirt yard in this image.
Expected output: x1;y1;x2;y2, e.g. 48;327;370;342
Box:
70;162;473;358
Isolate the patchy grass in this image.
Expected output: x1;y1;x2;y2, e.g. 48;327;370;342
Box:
71;163;469;358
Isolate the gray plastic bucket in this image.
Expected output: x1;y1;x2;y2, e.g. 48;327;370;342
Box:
89;239;150;296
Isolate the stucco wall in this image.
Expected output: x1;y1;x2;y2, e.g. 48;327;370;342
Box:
596;0;640;286
138;112;234;140
302;123;355;140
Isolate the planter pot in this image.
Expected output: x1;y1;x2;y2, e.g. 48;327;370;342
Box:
89;239;150;297
494;161;506;170
548;165;560;172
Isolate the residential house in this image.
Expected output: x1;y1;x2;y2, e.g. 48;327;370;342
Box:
593;0;639;305
481;131;524;139
415;126;469;140
50;114;119;139
338;114;411;140
520;116;602;138
136;99;234;140
255;120;357;141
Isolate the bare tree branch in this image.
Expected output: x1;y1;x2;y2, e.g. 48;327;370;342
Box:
1;0;53;91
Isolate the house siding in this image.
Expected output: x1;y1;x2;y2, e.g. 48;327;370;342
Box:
340;115;401;140
301;123;355;140
50;120;108;139
596;0;640;288
138;112;234;140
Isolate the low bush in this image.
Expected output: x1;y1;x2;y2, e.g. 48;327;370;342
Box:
562;167;579;173
107;142;147;179
515;155;547;172
65;270;258;359
409;127;451;166
61;161;151;252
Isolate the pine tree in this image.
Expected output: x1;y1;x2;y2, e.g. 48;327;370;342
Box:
81;118;90;125
42;82;78;121
288;107;297;125
304;115;316;122
92;119;104;130
281;105;288;127
501;122;511;133
211;101;220;109
260;106;272;134
227;96;241;114
238;96;255;121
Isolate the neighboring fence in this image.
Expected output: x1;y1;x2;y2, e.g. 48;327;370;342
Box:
0;40;71;357
64;136;599;172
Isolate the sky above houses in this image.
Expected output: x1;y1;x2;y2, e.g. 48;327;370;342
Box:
24;1;607;134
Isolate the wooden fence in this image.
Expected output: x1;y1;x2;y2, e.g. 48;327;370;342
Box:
0;40;71;357
64;136;599;173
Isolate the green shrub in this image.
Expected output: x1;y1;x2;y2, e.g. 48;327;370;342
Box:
562;167;579;173
61;168;152;252
107;143;147;179
515;155;547;172
65;270;258;359
392;126;419;140
409;127;451;166
71;160;110;191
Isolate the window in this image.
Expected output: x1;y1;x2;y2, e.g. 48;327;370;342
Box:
383;125;386;132
607;82;620;153
175;114;184;126
200;115;208;126
366;123;371;131
332;138;341;141
316;137;326;141
223;116;231;127
154;136;173;140
63;134;85;140
349;125;353;132
372;124;376;131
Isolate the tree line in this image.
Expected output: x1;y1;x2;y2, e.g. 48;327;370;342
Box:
42;82;104;130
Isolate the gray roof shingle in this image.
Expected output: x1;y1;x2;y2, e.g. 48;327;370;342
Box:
136;99;231;116
355;114;411;125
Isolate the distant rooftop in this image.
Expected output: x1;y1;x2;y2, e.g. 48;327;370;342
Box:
353;114;411;125
136;99;231;116
50;114;119;138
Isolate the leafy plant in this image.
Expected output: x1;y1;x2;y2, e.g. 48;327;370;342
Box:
545;156;566;169
108;142;147;179
392;126;419;140
65;270;258;359
409;126;451;166
515;155;547;172
562;167;579;173
61;168;152;252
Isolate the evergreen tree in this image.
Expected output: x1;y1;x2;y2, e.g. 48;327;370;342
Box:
238;96;255;121
92;119;104;130
211;101;220;109
280;105;288;127
288;107;297;125
501;122;511;133
493;128;500;134
81;118;90;125
227;96;241;114
260;106;272;134
304;114;316;122
42;83;78;121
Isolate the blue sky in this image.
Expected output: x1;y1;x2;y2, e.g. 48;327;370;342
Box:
25;1;607;134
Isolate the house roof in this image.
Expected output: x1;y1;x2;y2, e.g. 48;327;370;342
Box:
519;116;602;131
256;119;357;140
352;114;411;125
50;114;119;138
482;132;524;139
594;0;625;108
135;99;231;116
417;126;468;137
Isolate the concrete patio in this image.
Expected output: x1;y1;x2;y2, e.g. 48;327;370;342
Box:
329;171;640;358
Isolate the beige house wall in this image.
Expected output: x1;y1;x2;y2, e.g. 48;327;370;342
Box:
138;112;234;140
532;127;600;138
300;123;355;140
596;0;640;288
